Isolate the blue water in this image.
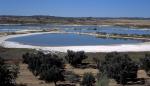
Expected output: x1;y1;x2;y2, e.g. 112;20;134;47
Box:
0;25;150;35
6;33;143;46
63;26;150;35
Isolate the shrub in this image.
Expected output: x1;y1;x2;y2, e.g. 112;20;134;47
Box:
23;52;64;75
141;54;150;72
81;73;95;86
40;65;64;86
96;72;109;86
0;57;4;65
98;52;138;84
65;50;87;67
0;57;19;86
22;52;65;86
64;71;80;83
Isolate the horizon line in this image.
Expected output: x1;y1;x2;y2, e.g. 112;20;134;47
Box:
0;15;150;19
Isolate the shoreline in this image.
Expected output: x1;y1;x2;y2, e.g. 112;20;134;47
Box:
0;31;150;52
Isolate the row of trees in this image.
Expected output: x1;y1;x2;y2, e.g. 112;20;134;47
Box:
22;51;64;86
23;50;89;86
23;50;150;86
0;57;19;86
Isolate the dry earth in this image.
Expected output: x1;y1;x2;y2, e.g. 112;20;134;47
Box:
16;63;150;86
16;63;55;86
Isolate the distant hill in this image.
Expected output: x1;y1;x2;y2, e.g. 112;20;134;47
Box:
0;15;150;28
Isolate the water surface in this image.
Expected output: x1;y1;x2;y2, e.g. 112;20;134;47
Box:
1;25;150;35
6;33;143;46
63;26;150;35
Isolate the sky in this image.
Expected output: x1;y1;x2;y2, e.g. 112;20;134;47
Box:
0;0;150;17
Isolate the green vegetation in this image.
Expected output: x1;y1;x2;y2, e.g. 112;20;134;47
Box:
65;50;87;67
81;72;95;86
22;51;65;86
98;52;138;85
0;47;149;62
64;71;80;83
0;47;34;60
0;56;4;65
40;65;64;86
141;54;150;72
96;32;150;40
96;72;109;86
21;50;150;85
0;57;19;86
2;47;150;86
86;52;150;63
0;16;150;28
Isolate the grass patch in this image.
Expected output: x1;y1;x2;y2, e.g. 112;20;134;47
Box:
85;52;150;63
0;47;35;60
0;47;150;63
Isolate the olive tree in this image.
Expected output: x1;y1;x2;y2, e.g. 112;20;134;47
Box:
98;52;138;84
0;57;19;86
65;50;87;67
141;54;150;72
22;52;65;85
40;65;64;86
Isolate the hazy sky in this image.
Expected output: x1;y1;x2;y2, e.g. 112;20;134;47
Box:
0;0;150;17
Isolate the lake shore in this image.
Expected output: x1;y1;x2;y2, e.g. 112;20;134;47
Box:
0;31;150;52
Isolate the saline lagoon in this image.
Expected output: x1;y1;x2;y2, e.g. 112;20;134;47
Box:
0;24;150;52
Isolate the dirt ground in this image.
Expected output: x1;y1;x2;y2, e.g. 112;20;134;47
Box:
16;63;150;86
65;64;99;76
16;63;55;86
16;63;98;86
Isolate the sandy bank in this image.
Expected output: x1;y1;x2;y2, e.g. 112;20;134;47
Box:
0;31;150;52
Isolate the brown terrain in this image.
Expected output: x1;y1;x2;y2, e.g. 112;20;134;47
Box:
0;16;150;28
16;63;150;86
1;46;150;86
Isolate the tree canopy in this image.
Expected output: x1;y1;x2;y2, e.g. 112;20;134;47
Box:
141;54;150;72
22;51;65;86
0;57;19;86
65;50;87;67
98;52;138;84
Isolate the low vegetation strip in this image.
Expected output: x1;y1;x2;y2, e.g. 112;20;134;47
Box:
0;16;150;28
95;32;150;41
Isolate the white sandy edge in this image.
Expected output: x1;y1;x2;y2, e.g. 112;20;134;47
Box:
0;31;150;52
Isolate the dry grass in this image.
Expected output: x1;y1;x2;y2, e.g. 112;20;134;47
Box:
65;64;99;76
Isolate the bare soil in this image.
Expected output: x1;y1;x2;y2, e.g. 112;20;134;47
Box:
16;63;55;86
